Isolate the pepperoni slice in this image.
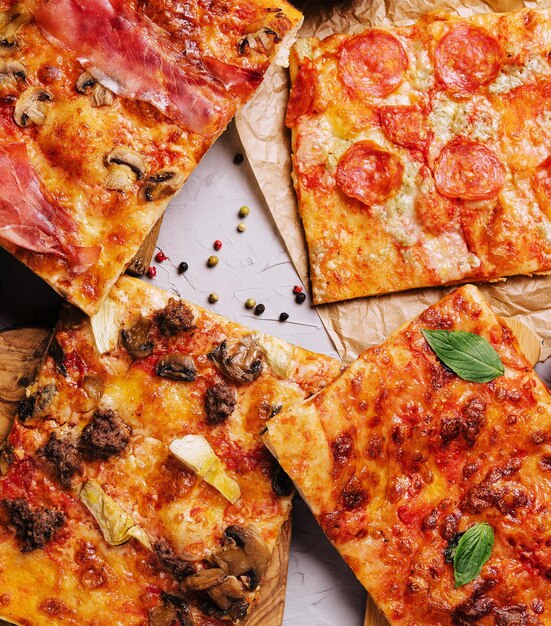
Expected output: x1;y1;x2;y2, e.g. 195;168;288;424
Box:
338;30;408;98
533;156;551;210
379;105;429;148
434;139;505;201
435;25;504;92
336;141;404;206
286;62;316;127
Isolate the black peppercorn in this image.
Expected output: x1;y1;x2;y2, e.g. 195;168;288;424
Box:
178;261;188;274
233;153;244;165
254;303;265;316
295;292;307;304
279;312;289;322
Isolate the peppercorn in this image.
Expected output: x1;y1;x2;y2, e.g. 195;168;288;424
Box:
237;223;246;233
254;303;265;316
279;312;289;322
233;153;244;165
178;261;188;274
239;205;250;218
292;285;303;295
245;298;256;309
213;240;222;251
147;266;157;278
208;293;219;304
207;255;219;267
295;292;307;304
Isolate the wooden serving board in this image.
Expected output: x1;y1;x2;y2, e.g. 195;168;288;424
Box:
126;216;164;276
363;316;542;626
0;327;291;626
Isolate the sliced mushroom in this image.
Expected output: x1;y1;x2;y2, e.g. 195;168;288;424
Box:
212;526;270;590
148;605;179;626
17;384;57;421
149;593;193;626
120;316;154;359
76;71;115;107
105;147;147;191
238;26;280;55
207;575;249;621
209;336;263;385
143;170;184;202
14;86;52;127
182;567;225;591
0;442;13;476
0;60;25;84
155;354;197;382
79;375;105;412
0;5;31;55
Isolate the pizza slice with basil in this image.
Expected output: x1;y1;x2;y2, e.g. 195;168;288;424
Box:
286;8;551;304
0;0;302;314
0;276;341;625
264;284;551;624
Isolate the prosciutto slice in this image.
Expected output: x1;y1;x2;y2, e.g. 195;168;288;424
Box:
0;143;99;274
33;0;257;135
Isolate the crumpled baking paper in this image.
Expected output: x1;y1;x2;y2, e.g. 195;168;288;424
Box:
236;0;551;363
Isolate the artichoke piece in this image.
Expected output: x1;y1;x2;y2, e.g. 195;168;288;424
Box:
90;296;120;354
79;480;151;549
169;435;240;504
252;332;295;378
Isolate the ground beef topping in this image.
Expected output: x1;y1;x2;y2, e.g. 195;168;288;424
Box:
204;383;237;424
156;299;195;336
2;499;65;552
153;539;195;581
79;409;131;461
41;432;81;487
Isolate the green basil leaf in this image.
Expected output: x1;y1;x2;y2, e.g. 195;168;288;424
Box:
454;523;494;587
421;329;504;383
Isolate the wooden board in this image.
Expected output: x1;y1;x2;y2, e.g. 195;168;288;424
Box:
0;326;291;626
363;317;542;626
126;216;164;276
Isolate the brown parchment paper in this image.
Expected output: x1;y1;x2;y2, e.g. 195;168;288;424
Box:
235;0;551;363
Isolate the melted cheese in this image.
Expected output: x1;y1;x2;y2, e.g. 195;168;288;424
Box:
265;285;551;625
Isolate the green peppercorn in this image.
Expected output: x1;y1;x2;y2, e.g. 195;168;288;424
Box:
239;205;250;218
207;255;219;267
237;223;246;233
245;297;256;309
208;293;219;304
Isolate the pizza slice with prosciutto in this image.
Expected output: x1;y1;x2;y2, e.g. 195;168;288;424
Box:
0;0;302;314
264;284;551;624
0;276;341;625
286;8;551;304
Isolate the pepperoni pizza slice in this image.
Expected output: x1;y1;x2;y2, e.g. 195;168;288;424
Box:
286;9;551;304
264;284;551;624
0;0;302;314
0;276;341;625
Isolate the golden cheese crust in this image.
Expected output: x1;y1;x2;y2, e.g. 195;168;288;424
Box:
0;276;340;625
286;9;551;304
264;285;551;625
0;0;301;314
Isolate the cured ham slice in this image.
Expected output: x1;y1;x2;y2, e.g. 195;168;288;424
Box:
33;0;254;135
0;143;99;274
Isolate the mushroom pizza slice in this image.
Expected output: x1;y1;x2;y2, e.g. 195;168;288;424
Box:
264;285;551;625
0;276;341;625
0;0;302;314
